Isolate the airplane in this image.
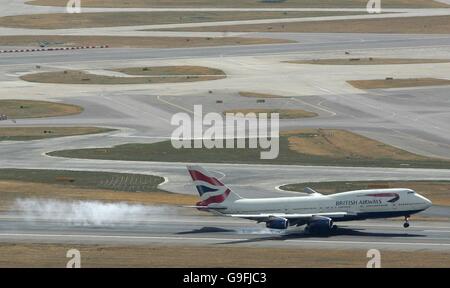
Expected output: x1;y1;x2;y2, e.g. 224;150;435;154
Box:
186;165;432;234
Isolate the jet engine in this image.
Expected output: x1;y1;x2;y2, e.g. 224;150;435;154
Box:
266;217;289;229
306;216;335;234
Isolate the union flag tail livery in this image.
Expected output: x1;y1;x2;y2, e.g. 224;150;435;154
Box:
187;165;241;207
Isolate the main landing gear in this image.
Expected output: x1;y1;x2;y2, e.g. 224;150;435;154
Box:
403;216;410;228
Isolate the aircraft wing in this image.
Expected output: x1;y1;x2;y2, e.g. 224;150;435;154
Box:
228;212;349;222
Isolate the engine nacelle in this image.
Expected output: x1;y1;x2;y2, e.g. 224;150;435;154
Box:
266;217;289;230
306;216;334;234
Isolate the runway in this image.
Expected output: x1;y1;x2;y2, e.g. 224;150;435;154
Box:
1;208;450;252
2;34;450;67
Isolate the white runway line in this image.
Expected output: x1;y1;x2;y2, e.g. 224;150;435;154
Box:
344;223;450;230
290;96;337;117
157;95;194;114
0;233;242;242
285;239;450;247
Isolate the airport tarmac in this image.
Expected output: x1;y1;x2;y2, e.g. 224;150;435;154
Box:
3;34;450;67
1;209;450;252
1;83;450;162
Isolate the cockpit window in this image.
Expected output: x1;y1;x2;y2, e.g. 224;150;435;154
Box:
407;191;415;194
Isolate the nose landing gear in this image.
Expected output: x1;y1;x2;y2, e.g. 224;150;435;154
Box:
403;216;410;228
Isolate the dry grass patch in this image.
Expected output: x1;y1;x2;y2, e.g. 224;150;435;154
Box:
26;0;449;8
224;109;317;119
21;68;226;85
0;100;82;119
0;127;113;141
113;66;225;76
286;58;450;65
172;15;450;34
282;129;428;161
48;128;450;168
1;243;450;267
239;91;286;98
348;78;450;89
0;11;363;29
0;35;292;48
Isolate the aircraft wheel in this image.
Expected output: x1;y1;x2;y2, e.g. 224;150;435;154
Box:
403;222;410;228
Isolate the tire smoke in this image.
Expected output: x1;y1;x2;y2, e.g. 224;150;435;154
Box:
13;198;173;226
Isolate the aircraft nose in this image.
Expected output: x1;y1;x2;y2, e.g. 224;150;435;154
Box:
420;195;432;208
425;197;432;207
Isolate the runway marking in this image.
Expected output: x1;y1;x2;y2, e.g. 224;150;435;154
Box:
274;183;307;195
2;44;450;68
210;169;226;180
408;237;450;241
289;97;337;117
159;176;169;187
0;216;252;225
0;233;241;242
344;223;450;230
102;95;171;123
157;95;194;114
285;239;450;247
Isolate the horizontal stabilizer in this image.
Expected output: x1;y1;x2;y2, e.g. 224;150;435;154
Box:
304;187;322;195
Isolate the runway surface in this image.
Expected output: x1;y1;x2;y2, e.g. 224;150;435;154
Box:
1;208;450;252
2;34;450;67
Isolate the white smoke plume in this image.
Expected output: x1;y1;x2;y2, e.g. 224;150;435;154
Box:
13;198;173;226
236;227;284;235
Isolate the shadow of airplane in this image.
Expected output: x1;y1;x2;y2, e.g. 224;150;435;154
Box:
176;225;425;244
219;227;425;245
177;226;235;234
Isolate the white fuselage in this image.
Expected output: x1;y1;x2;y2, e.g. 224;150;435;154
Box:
221;188;432;220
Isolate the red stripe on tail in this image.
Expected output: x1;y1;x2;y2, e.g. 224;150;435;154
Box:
196;189;231;206
189;170;224;186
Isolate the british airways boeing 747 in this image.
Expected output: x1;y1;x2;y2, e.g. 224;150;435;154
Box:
187;165;432;234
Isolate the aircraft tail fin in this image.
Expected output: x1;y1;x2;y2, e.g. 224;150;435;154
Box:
187;165;241;207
